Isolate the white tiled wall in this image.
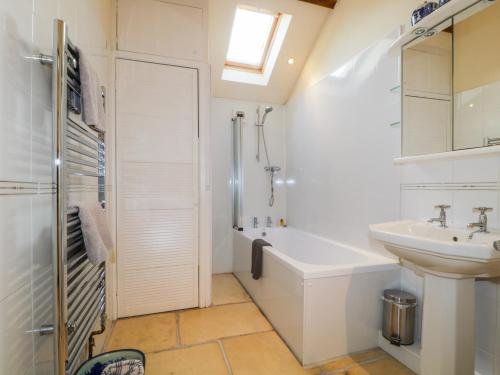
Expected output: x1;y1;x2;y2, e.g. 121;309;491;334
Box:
400;156;500;229
283;29;500;374
0;0;57;373
284;33;401;256
211;98;286;274
455;80;500;150
0;0;112;373
400;156;500;375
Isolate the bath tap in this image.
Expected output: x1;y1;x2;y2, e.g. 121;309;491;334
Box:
266;216;272;227
468;207;492;239
428;205;450;228
253;217;259;228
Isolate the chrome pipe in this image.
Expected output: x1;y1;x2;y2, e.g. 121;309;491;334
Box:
30;53;54;65
52;19;68;375
88;312;108;359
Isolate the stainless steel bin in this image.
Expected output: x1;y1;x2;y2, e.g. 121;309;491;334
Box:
382;289;416;346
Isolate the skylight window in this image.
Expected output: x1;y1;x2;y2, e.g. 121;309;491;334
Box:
222;6;292;86
225;7;279;71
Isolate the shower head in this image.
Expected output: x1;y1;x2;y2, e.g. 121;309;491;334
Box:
261;106;273;125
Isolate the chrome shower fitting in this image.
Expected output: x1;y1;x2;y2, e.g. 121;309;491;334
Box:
255;106;280;207
256;106;273;162
265;166;281;207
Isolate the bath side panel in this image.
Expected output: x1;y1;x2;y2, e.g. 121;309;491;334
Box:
233;230;305;362
302;269;401;366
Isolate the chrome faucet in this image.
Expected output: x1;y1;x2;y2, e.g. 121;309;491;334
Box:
266;216;272;228
428;205;450;228
468;207;492;239
253;216;259;228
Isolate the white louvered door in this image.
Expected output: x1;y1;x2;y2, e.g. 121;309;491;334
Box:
116;59;199;317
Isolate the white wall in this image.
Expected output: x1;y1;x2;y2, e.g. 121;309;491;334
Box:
399;157;500;375
285;33;401;255
454;80;500;150
285;1;500;373
0;0;112;374
212;98;286;274
292;0;422;97
0;3;54;372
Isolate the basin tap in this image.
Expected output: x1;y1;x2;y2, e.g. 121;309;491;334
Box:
468;207;492;239
428;205;450;228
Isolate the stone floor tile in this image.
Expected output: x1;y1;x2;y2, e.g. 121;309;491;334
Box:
223;331;316;375
106;312;176;353
345;357;416;375
179;302;272;345
212;274;251;306
147;343;229;375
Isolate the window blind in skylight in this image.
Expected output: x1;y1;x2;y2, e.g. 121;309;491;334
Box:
225;7;278;70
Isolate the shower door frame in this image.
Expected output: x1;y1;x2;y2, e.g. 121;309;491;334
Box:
109;50;212;318
232;114;244;230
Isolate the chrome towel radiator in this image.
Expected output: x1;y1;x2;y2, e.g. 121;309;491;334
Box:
52;19;107;375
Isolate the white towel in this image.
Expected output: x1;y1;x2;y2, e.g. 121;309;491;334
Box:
74;202;114;265
101;360;144;375
78;48;106;132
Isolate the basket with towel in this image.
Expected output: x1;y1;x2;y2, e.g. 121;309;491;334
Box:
74;349;145;375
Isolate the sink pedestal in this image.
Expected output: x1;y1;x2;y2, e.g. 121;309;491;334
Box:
421;274;475;375
370;220;500;374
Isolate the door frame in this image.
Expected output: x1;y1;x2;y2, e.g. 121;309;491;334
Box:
108;50;212;319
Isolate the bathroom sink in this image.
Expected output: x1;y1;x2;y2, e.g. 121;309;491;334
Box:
369;220;500;278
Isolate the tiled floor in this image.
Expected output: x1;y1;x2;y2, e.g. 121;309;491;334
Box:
212;273;251;306
105;273;415;375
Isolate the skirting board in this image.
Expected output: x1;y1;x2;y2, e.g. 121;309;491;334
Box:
377;331;421;374
378;331;485;375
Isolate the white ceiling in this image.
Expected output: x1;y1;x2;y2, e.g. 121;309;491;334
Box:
208;0;330;104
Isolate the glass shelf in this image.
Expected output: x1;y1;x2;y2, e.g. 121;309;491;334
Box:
389;121;401;128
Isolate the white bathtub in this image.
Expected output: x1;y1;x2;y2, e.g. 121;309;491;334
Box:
233;227;400;366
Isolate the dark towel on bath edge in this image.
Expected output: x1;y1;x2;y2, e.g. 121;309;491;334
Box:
252;239;271;280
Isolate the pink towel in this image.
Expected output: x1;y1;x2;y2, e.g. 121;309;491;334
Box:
78;48;106;132
74;202;113;265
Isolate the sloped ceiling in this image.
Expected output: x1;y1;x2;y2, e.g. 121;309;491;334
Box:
208;0;330;104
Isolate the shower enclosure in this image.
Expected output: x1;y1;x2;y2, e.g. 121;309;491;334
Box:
231;105;282;230
232;112;244;230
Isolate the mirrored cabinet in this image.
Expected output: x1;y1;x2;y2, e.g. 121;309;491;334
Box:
401;0;500;157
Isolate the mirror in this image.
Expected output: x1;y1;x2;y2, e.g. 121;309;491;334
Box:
401;0;500;157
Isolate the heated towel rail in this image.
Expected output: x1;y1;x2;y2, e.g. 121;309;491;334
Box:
52;19;107;375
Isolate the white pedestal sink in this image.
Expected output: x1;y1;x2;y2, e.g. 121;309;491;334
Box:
370;220;500;375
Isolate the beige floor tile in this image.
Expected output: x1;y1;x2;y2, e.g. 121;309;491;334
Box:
223;331;314;375
321;348;387;371
147;343;229;375
346;357;416;375
106;313;177;353
212;273;251;306
179;302;272;345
